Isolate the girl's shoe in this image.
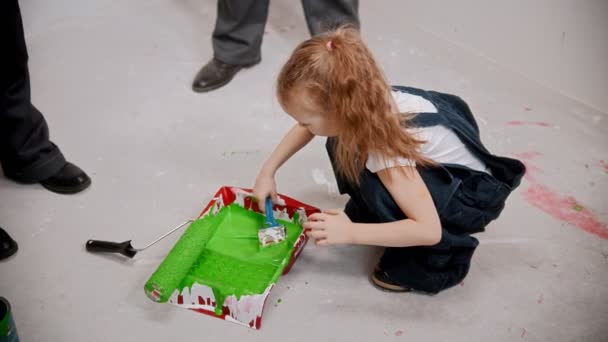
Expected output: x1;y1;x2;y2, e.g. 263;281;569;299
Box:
369;266;410;292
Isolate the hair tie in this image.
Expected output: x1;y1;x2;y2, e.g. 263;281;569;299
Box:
326;40;333;51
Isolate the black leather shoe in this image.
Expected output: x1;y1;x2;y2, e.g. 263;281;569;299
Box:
192;58;250;93
0;227;18;261
40;162;91;194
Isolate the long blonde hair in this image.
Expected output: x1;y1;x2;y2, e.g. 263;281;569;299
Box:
277;27;432;184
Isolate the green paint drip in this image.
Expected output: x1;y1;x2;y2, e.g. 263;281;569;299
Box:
145;204;303;315
573;204;584;212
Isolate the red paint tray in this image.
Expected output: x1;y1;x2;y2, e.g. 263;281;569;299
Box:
144;186;318;329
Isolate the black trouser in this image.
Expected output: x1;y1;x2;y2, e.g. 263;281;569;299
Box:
342;171;478;294
0;0;66;183
212;0;359;65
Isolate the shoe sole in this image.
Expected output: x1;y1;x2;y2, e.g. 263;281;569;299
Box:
192;76;236;93
191;61;259;93
40;177;92;195
369;270;410;293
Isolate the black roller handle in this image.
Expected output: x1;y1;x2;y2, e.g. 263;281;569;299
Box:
86;239;138;258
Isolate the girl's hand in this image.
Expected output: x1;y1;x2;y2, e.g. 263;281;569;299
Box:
253;174;278;205
252;124;315;206
303;209;355;246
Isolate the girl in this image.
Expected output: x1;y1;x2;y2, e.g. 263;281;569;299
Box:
253;27;525;294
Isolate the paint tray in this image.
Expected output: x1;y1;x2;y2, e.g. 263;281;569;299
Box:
144;186;319;329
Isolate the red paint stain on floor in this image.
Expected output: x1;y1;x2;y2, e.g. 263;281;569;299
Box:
394;330;404;337
506;121;551;127
521;328;527;338
511;151;608;239
512;152;543;181
523;183;608;239
537;294;544;304
513;151;543;160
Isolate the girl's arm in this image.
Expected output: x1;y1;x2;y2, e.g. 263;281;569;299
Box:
254;123;315;203
306;166;442;247
352;166;442;246
258;123;314;177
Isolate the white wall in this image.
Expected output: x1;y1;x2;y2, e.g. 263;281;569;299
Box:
399;0;608;113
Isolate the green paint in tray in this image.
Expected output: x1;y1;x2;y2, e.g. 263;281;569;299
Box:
145;204;303;316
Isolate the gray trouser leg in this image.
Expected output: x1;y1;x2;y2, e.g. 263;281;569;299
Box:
301;0;360;36
212;0;270;66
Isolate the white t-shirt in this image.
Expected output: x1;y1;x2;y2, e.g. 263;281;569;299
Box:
366;91;491;174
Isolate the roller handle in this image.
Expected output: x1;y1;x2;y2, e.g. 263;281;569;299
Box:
86;239;138;258
264;197;278;227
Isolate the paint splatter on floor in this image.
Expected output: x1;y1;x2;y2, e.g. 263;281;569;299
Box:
599;160;608;173
512;152;543;182
522;184;608;239
513;151;543;160
394;330;404;336
513;152;608;240
537;294;544;304
521;328;527;338
506;121;552;127
221;150;259;157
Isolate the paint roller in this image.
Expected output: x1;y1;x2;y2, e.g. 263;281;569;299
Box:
144;216;219;302
86;216;218;303
87;197;288;303
143;204;290;304
85;220;195;258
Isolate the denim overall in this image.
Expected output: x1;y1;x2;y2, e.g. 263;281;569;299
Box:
326;86;526;293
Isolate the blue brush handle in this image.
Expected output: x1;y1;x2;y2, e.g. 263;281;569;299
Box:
264;197;278;227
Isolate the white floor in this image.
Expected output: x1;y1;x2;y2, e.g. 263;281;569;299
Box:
1;0;607;341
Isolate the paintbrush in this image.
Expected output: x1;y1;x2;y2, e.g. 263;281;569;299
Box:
258;197;286;247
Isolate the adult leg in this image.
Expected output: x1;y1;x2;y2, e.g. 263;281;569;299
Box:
192;0;270;92
212;0;270;65
301;0;360;36
0;0;65;183
0;0;90;193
